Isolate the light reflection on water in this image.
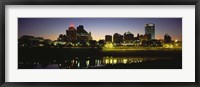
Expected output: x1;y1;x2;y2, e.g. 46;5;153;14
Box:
18;56;170;69
103;57;158;64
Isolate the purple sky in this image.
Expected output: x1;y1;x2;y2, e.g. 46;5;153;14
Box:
18;18;182;41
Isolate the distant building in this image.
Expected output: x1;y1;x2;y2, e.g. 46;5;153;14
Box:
66;24;77;42
20;35;35;40
76;25;89;42
18;35;35;47
113;33;123;44
134;33;140;40
142;39;162;47
57;34;69;42
62;24;92;43
105;35;112;42
124;31;134;43
88;32;93;41
18;35;52;47
35;37;44;42
98;39;106;46
164;34;171;43
145;23;155;39
137;33;140;38
139;34;151;41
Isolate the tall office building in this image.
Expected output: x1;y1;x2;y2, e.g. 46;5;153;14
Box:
105;35;112;42
113;33;123;43
145;23;155;40
66;24;77;42
76;25;89;42
124;31;134;43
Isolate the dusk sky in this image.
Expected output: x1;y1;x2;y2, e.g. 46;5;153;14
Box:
18;18;182;41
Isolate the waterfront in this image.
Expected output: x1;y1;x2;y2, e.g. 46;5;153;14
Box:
18;18;182;69
18;48;182;69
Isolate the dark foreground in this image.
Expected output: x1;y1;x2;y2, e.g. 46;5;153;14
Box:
18;48;182;69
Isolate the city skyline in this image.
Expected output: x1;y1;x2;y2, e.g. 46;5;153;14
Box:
18;18;182;41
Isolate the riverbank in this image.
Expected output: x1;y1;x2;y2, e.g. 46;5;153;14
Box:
18;47;182;69
19;47;182;57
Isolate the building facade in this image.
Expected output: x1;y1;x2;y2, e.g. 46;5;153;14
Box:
105;35;112;42
124;31;134;43
164;34;171;43
66;24;77;42
145;23;155;40
113;33;123;44
139;34;151;41
76;25;89;42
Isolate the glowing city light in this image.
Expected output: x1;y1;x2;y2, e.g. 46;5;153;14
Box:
123;59;128;64
69;23;75;27
163;44;173;48
86;60;90;67
18;19;182;69
175;39;178;43
113;59;117;64
104;42;113;48
105;59;109;64
110;59;113;64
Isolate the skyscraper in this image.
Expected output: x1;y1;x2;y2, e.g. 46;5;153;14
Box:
145;23;155;40
113;33;123;44
66;24;77;42
77;25;89;42
124;31;134;43
105;35;112;42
